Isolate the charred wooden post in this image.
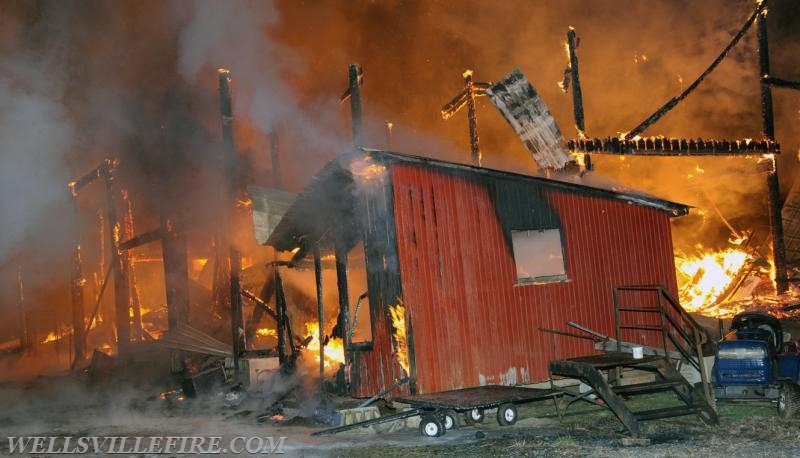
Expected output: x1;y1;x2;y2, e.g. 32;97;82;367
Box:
245;269;275;342
17;266;28;348
342;64;364;147
270;131;282;189
334;239;351;356
122;190;143;342
566;27;591;171
313;243;325;383
161;212;189;329
274;271;287;364
68;188;86;362
218;69;245;373
441;70;491;166
102;159;132;357
758;6;788;294
384;121;393;150
464;71;481;166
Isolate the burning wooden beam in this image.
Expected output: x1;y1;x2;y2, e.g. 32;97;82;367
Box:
441;70;490;166
567;137;779;156
764;76;800;91
566;27;591;171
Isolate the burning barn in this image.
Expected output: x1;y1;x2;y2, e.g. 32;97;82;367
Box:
267;149;690;396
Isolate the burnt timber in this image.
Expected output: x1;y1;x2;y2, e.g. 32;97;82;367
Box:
567;137;779;156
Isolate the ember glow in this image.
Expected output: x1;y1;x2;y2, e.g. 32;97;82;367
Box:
676;247;750;315
389;302;410;375
304;322;344;368
349;158;387;183
255;327;277;338
40;331;60;344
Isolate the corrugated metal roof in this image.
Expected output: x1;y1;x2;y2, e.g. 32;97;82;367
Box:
266;149;690;251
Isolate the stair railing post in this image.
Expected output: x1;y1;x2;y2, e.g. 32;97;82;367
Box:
658;291;669;357
694;326;714;409
612;287;622;352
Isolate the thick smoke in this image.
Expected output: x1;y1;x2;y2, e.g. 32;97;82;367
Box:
0;0;798;354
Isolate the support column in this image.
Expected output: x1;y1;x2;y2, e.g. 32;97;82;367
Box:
334;239;351;355
218;69;244;373
348;64;363;147
313;243;325;384
757;7;788;294
103;160;131;357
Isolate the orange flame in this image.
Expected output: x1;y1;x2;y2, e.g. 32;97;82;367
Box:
676;247;749;316
305;322;344;368
40;332;60;344
389;302;410;375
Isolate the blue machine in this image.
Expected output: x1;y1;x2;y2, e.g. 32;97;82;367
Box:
713;311;800;418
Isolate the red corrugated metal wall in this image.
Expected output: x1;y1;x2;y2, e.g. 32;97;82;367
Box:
388;163;681;394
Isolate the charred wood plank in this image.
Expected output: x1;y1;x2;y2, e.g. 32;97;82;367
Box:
118;228;161;251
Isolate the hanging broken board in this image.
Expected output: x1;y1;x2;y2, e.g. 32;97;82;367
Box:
248;186;297;245
487;69;571;170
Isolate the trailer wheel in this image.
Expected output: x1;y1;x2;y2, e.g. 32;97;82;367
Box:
778;384;800;419
441;410;459;430
463;408;484;425
497;403;518;426
420;415;445;437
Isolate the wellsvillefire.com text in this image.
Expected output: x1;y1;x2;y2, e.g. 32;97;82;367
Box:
7;436;287;455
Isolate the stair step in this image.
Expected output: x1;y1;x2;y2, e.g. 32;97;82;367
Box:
556;352;663;370
613;379;685;395
634;405;703;421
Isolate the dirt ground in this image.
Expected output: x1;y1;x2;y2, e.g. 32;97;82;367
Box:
2;374;800;458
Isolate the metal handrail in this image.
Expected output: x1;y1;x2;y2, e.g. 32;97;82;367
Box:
613;284;713;405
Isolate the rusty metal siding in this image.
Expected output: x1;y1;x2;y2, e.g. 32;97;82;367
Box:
388;163;680;394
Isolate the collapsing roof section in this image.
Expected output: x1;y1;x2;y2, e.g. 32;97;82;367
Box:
266;149;690;253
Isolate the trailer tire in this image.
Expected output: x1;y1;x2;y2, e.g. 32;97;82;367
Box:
497;403;518;426
463;408;484;425
441;410;459;430
420;415;445;437
778;384;800;419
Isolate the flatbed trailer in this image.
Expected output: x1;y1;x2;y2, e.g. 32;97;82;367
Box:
312;385;563;437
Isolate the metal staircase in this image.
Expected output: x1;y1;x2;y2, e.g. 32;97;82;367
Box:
549;285;718;437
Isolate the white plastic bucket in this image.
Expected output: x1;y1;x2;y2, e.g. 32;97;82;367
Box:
632;346;644;359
